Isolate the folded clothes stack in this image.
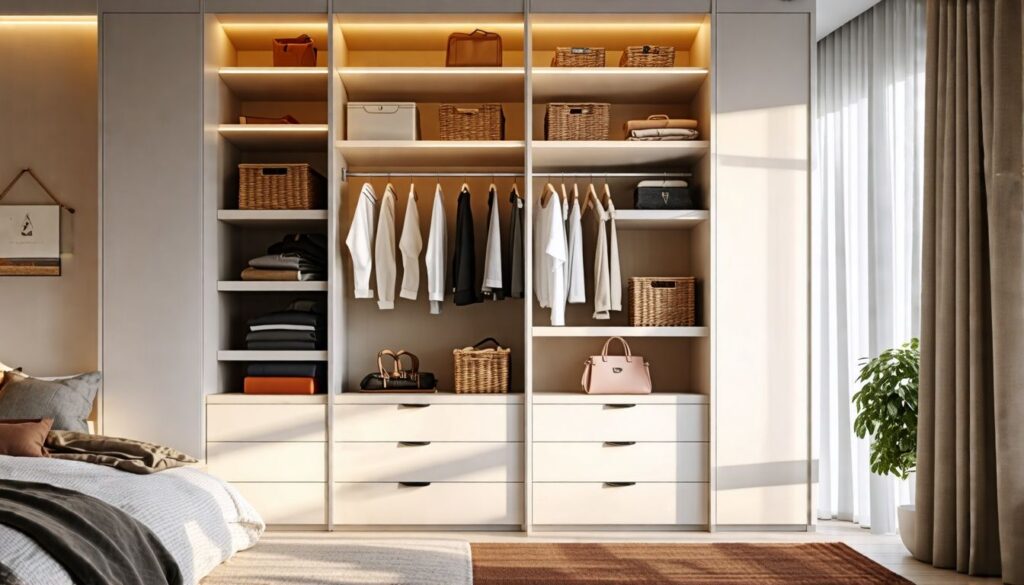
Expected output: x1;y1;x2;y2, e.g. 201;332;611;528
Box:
243;301;325;395
627;128;700;141
243;362;322;395
241;233;327;281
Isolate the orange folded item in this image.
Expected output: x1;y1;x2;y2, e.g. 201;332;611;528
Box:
243;377;319;395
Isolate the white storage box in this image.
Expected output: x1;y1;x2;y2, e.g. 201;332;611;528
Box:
347;102;418;140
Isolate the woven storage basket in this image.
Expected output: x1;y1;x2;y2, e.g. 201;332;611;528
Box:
439;104;504;140
545;103;610;141
453;338;510;394
551;47;606;67
619;45;675;67
238;163;326;210
628;276;696;327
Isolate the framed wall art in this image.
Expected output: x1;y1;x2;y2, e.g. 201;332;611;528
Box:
0;168;75;277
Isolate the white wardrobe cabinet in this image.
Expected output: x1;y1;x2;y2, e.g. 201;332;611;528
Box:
101;10;203;457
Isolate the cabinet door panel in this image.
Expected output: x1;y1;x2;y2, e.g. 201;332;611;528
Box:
715;12;810;527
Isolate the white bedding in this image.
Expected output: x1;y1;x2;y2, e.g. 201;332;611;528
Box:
0;455;264;585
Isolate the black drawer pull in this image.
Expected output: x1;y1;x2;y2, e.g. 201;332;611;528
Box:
399;482;431;487
399;441;431;447
604;482;636;487
399;403;430;408
605;403;636;409
604;441;636;447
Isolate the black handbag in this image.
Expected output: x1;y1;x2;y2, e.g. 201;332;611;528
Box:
359;349;437;392
634;180;697;210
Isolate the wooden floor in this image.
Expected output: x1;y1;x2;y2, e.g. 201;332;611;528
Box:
266;521;1000;584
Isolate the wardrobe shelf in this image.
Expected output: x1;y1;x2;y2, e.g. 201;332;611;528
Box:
532;67;708;104
217;350;328;362
217;281;328;292
219;67;328;100
532;326;709;338
614;209;709;230
217;210;328;229
218;124;328;151
338;67;525;102
532;141;710;171
336;140;525;170
533;391;710;405
206;393;328;405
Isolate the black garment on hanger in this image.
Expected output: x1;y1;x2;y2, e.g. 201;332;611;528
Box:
451;186;481;306
504;187;525;299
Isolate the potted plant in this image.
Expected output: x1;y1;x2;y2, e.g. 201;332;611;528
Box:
852;337;920;554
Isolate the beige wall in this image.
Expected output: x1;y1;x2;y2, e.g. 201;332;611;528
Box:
0;23;98;376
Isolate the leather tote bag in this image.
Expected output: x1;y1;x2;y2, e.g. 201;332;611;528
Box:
273;34;317;67
581;337;652;395
359;350;437;392
446;29;503;67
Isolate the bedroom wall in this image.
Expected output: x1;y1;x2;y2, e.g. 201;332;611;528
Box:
0;20;99;377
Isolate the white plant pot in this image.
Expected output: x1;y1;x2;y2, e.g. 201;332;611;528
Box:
898;504;917;556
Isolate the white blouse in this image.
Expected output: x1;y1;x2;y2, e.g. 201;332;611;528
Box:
604;185;622;312
345;182;377;299
374;184;397;310
589;186;612;320
398;184;422;301
425;183;447;315
481;185;503;298
535;185;567;326
566;186;586;304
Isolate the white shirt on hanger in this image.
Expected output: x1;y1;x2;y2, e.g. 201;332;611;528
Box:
399;184;422;301
605;185;622;312
589;185;611;320
566;186;585;304
425;183;447;315
374;184;397;310
345;182;377;299
481;184;503;298
535;185;567;326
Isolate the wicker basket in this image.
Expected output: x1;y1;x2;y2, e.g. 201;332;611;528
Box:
628;277;696;327
238;163;326;210
551;47;606;67
545;103;610;141
439;104;504;140
453;338;510;394
620;45;675;67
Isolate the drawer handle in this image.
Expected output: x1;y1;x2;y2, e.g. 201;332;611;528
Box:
399;482;431;487
604;441;636;447
604;482;636;487
399;403;430;408
605;403;636;409
398;441;431;447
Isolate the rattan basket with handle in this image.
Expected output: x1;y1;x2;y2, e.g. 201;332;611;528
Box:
238;163;326;210
620;45;675;67
545;103;610;141
552;47;606;67
628;276;696;327
439;104;505;140
453;337;510;394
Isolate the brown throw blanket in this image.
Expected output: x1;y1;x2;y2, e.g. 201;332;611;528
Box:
45;431;198;474
0;480;182;585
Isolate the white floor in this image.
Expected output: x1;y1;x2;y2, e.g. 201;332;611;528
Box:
265;521;1001;584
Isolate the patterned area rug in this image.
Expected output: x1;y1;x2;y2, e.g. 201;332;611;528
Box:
471;542;913;585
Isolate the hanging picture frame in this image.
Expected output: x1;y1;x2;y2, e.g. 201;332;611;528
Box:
0;168;75;277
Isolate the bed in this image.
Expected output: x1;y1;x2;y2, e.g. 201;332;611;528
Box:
0;455;264;585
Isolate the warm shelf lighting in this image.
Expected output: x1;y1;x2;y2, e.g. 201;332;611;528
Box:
220;67;327;74
0;15;96;25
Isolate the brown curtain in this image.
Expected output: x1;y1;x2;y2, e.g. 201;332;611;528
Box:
917;0;1023;583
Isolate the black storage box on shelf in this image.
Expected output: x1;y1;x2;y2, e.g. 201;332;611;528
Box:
633;180;697;210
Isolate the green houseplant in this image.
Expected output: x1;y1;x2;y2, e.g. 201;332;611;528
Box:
852;337;920;553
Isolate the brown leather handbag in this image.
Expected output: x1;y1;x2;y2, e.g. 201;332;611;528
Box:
446;29;502;67
273;34;317;67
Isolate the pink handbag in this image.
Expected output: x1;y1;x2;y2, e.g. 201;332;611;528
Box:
581;337;652;395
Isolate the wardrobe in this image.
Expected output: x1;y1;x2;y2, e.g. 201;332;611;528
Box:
88;0;813;531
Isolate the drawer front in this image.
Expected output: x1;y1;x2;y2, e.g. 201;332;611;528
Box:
207;442;325;482
336;442;523;482
334;483;523;525
533;483;709;526
533;442;708;482
230;482;326;525
207;404;326;442
334;404;523;442
533;404;708;442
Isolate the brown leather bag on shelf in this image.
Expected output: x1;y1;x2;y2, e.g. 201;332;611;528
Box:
446;29;503;67
273;34;317;67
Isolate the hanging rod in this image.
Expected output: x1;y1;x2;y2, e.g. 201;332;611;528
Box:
342;171;690;180
538;172;692;178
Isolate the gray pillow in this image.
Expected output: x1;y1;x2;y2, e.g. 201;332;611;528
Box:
0;372;100;432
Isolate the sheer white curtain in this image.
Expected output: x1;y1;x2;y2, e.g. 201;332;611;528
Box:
813;0;926;534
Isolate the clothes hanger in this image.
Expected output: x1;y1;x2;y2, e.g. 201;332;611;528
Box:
583;182;600;215
540;179;556;206
408;181;418;202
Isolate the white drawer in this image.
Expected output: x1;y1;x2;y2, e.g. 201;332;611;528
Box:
207;442;325;482
533;483;709;526
533;442;708;482
335;442;523;482
334;404;522;442
207;404;326;442
533;404;708;442
230;482;326;525
334;483;523;526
